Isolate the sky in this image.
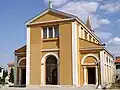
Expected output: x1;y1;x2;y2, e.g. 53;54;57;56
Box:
0;0;120;68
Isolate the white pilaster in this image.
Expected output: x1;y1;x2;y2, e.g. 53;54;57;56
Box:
100;50;104;85
84;67;87;85
26;27;30;86
72;22;78;86
96;66;98;85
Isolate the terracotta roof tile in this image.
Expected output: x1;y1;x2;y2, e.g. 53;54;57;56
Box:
115;58;120;63
7;61;14;66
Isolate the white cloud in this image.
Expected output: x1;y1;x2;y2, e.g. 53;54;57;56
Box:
98;19;111;25
58;1;100;29
95;31;112;42
106;37;120;55
79;1;99;13
44;0;69;7
107;37;120;45
100;3;120;12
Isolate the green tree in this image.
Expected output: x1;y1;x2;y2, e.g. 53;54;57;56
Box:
3;70;8;84
9;68;14;83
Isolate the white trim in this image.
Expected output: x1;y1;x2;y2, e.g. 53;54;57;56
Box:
79;25;81;38
72;22;78;86
18;57;26;66
83;67;87;85
41;28;43;39
53;27;55;38
26;27;30;86
80;46;104;51
41;52;59;85
26;18;75;26
25;9;49;25
96;66;98;85
47;27;49;38
41;49;59;52
81;54;99;65
100;50;104;85
75;18;102;43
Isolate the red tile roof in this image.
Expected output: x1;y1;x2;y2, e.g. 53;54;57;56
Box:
7;61;14;66
115;58;120;63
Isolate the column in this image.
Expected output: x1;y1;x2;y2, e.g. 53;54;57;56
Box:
107;66;109;84
19;68;21;85
104;64;106;84
14;55;18;85
84;67;87;85
110;67;112;83
96;66;98;85
100;50;104;85
105;65;108;84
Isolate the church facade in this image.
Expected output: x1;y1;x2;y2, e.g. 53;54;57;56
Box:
14;8;115;88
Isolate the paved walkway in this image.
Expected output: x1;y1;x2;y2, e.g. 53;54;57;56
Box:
0;85;119;90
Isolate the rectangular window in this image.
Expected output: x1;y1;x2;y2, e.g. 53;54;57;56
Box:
54;26;59;38
43;28;47;39
116;65;120;69
42;26;59;39
49;27;53;38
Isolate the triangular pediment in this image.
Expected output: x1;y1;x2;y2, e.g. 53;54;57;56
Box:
15;45;26;53
26;8;76;25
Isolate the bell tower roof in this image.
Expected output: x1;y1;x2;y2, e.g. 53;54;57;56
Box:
86;16;92;31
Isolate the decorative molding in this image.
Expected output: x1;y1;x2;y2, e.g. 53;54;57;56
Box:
41;49;59;52
26;18;75;26
18;57;26;66
81;54;99;65
14;52;26;55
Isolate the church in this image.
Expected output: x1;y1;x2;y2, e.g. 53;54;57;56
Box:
14;1;116;88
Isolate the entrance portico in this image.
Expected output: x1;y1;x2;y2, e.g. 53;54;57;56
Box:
41;53;60;85
17;57;26;86
81;54;99;86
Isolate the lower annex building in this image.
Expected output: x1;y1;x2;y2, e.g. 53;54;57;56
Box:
14;7;116;88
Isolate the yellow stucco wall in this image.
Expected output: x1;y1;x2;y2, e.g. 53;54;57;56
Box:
42;39;59;49
28;21;73;85
59;22;72;85
79;39;100;48
29;26;42;85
